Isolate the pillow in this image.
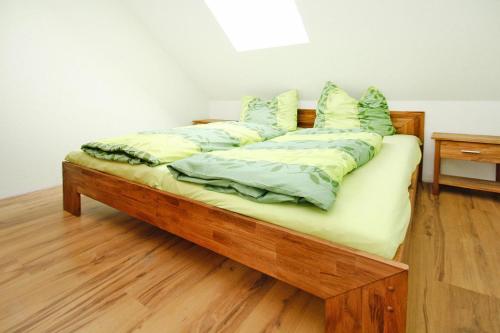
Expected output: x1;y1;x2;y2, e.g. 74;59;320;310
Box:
314;82;396;136
240;89;298;131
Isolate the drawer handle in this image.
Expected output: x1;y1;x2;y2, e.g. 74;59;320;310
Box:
460;149;481;154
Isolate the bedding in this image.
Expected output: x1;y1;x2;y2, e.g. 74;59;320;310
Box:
314;82;396;136
65;134;421;259
81;121;285;166
168;128;382;210
240;89;299;131
67;134;421;258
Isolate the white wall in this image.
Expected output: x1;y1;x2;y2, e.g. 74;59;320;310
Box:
126;0;500;182
208;100;500;183
125;0;500;100
123;0;500;183
0;0;208;198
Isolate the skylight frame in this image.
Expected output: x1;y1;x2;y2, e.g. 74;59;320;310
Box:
204;0;309;52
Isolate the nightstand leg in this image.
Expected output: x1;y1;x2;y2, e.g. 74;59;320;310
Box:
432;182;440;195
432;184;439;195
432;141;441;195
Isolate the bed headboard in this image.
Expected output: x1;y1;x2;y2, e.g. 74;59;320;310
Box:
297;109;425;143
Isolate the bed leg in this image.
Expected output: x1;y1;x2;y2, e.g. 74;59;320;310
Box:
63;164;81;216
325;271;408;333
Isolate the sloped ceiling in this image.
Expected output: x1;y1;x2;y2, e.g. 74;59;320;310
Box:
126;0;500;100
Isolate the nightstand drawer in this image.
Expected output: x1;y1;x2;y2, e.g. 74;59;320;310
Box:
440;141;500;163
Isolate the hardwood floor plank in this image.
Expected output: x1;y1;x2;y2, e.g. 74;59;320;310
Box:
0;184;498;332
407;184;500;333
235;282;323;333
71;294;149;333
131;260;259;332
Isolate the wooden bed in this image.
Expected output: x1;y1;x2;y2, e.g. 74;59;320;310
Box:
63;110;424;333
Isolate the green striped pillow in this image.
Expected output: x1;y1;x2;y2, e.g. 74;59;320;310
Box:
314;82;396;136
240;90;299;131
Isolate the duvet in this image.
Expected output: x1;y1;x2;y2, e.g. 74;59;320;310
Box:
168;128;383;210
81;121;285;166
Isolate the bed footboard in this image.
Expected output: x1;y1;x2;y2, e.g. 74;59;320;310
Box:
62;161;409;332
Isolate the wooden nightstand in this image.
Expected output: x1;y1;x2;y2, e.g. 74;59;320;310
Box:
432;133;500;195
192;119;229;125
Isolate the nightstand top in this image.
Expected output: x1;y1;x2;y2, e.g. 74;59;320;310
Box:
431;132;500;145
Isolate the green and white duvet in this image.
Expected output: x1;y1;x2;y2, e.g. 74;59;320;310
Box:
168;128;382;210
81;121;285;166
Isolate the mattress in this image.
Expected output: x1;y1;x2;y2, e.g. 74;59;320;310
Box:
65;134;421;259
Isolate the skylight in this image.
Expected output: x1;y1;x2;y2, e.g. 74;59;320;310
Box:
204;0;309;52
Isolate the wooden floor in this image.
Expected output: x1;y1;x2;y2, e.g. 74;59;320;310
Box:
0;184;498;333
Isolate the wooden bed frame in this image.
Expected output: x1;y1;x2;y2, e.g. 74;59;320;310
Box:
63;110;424;333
